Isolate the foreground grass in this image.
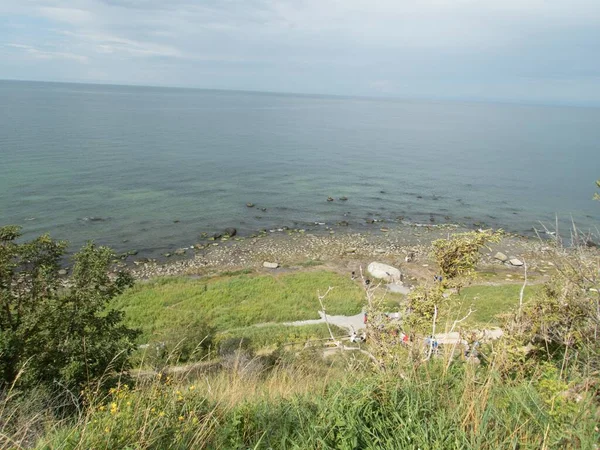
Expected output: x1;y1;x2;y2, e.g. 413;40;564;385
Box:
112;271;363;344
31;359;599;450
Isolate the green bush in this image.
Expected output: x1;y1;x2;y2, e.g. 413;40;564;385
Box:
0;226;139;392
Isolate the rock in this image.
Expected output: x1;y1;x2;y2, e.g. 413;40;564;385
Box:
509;258;524;267
246;203;255;208
404;252;415;263
212;232;223;239
327;197;334;202
259;207;267;212
224;227;237;237
338;220;349;226
163;253;172;258
174;248;186;255
263;262;279;269
128;250;138;256
200;232;208;238
365;219;375;224
494;252;508;262
58;269;67;276
380;227;390;232
345;247;357;253
339;196;348;201
367;262;402;283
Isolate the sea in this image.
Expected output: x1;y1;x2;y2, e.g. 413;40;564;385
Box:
1;80;599;258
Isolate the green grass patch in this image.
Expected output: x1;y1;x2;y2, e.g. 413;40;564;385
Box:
448;283;544;326
217;324;346;349
113;271;363;343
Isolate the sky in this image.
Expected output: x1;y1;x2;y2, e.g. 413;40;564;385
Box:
1;0;599;105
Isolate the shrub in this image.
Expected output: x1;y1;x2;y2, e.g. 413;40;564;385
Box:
0;226;139;392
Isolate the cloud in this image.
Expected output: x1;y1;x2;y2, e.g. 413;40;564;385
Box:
0;0;599;104
4;43;88;63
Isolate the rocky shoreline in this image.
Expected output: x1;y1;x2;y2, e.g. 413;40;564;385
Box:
127;224;547;280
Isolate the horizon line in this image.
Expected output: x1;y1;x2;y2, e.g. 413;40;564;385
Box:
1;77;599;110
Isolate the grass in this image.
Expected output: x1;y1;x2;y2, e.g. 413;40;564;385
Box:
29;360;600;450
112;271;364;343
449;283;544;326
216;323;346;349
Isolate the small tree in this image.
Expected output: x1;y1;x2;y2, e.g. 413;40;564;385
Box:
431;229;502;290
0;226;139;391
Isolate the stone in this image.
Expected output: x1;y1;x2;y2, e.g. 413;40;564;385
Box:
174;248;186;255
494;252;508;262
367;262;402;283
327;197;334;202
58;269;67;276
345;247;357;253
246;203;255;208
224;227;237;237
339;196;348;201
338;220;349;226
365;219;375;224
509;258;524;267
263;262;279;269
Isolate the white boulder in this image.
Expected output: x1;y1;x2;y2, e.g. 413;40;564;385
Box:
263;262;279;269
367;262;402;283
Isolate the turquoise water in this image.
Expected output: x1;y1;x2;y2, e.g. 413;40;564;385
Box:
1;80;599;256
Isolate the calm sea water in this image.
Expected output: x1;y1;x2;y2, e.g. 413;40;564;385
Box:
1;80;599;257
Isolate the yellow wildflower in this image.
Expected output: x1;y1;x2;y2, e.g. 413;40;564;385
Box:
159;411;165;417
104;427;110;433
189;386;195;391
178;416;184;421
99;405;105;411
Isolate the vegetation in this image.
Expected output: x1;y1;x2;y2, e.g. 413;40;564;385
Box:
453;284;544;326
112;272;363;343
1;223;599;449
594;179;600;201
0;226;138;393
431;229;502;285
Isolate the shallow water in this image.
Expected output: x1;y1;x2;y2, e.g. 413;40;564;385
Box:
1;80;598;257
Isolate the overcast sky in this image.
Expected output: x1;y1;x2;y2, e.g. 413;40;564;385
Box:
1;0;599;105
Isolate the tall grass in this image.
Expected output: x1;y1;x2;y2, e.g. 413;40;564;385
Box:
23;356;599;450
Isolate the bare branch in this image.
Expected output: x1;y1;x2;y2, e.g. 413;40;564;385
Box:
519;259;528;315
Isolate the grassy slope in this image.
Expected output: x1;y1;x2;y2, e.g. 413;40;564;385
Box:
450;283;544;326
112;271;364;343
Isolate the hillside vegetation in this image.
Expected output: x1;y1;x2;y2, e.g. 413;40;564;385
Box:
1;224;599;449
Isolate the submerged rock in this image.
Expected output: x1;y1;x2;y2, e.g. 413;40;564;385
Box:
327;197;334;202
224;227;237;237
246;203;255;208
